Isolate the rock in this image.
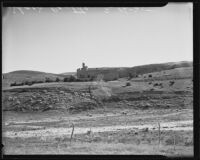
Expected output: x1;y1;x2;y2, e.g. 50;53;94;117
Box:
16;100;20;105
59;91;65;94
43;90;47;93
87;113;92;117
8;96;13;101
142;128;149;132
121;111;127;115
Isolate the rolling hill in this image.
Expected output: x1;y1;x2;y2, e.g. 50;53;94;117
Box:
2;70;70;89
2;61;192;89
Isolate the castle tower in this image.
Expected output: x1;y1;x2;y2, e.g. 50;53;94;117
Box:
82;62;85;68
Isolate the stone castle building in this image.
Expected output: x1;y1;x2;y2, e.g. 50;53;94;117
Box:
77;63;120;81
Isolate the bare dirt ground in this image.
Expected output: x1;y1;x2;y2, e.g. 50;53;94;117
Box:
2;108;193;155
2;69;193;156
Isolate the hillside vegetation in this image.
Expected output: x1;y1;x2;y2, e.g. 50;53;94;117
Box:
2;70;69;89
2;62;193;155
2;61;192;89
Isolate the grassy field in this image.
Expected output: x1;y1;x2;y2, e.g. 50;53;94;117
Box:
2;66;193;156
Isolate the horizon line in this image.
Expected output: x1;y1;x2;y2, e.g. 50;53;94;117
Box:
2;60;193;75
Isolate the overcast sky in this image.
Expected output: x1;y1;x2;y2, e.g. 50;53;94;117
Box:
2;3;193;74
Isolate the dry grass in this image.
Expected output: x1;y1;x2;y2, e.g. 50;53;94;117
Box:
4;140;193;155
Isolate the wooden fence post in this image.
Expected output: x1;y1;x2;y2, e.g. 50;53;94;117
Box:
158;122;161;146
70;123;74;145
173;132;176;151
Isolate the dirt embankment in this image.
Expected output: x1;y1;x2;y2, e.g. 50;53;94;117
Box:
2;84;192;113
2;87;99;112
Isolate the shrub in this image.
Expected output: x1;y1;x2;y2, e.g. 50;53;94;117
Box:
10;82;26;86
169;81;175;86
56;77;60;82
10;82;17;87
27;82;33;86
148;74;152;78
64;76;77;82
45;78;53;83
153;83;158;86
24;81;29;85
69;75;76;82
126;82;131;86
63;77;69;82
36;80;44;83
128;73;133;79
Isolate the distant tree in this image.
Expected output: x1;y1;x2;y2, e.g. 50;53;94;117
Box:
28;82;33;86
69;75;76;82
63;77;69;82
128;73;133;80
36;80;44;83
126;82;131;86
56;77;60;82
153;83;158;87
10;82;17;87
169;81;175;86
45;77;53;83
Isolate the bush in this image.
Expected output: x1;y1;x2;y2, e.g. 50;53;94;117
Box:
63;77;69;82
10;82;17;87
148;74;152;78
153;83;158;86
24;81;29;85
56;77;60;82
169;81;175;86
36;80;44;83
10;82;25;87
126;82;131;86
64;76;77;82
128;73;133;79
69;75;76;82
45;78;54;83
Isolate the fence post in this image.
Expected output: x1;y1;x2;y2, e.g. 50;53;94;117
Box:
70;123;74;145
158;122;161;146
173;132;176;151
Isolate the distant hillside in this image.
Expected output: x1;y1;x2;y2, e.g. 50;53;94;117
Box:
2;61;192;89
125;61;192;77
2;70;68;89
60;72;76;76
130;66;193;82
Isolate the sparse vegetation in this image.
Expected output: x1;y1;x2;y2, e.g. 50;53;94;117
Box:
126;82;131;86
56;77;60;82
169;81;175;86
10;82;17;87
3;63;193;155
45;77;54;83
153;83;158;87
128;73;133;80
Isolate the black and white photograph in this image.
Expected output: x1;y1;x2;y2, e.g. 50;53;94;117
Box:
2;3;193;156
